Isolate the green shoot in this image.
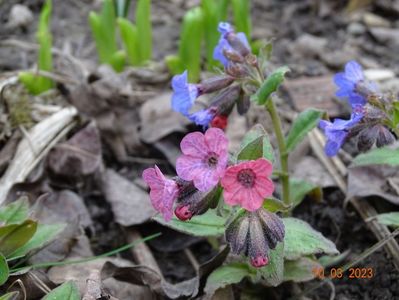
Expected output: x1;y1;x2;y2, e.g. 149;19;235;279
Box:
114;0;132;18
19;0;54;95
89;0;125;72
232;0;251;39
166;7;203;82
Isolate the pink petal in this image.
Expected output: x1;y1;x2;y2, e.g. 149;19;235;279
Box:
176;155;206;181
221;167;238;189
205;128;228;155
240;188;264;211
250;158;273;177
180;132;209;158
254;177;274;199
223;185;243;206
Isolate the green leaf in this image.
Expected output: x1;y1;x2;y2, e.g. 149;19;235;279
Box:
0;253;9;285
392;101;399;127
43;281;80;300
283;257;322;283
8;223;65;259
179;7;203;82
285;109;324;152
283;218;338;260
252;66;289;105
258;41;273;70
154;209;225;237
236;124;274;162
0;220;37;257
0;292;19;300
165;55;184;75
115;0;131;18
110;50;126;73
232;0;251;38
136;0;152;62
263;197;290;213
289;178;322;208
0;197;30;225
352;147;399;167
118;18;140;66
374;212;399;227
205;262;255;294
256;242;284;286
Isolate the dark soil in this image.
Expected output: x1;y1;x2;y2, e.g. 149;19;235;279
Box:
1;0;398;299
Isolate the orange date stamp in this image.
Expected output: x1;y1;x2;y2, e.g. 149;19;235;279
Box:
312;267;375;279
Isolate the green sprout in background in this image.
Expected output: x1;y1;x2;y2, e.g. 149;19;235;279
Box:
19;0;54;95
89;0;152;71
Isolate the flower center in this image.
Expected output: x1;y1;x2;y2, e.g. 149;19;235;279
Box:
237;168;256;188
206;152;219;168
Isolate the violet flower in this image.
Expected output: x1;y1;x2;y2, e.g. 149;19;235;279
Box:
142;165;179;221
176;128;228;192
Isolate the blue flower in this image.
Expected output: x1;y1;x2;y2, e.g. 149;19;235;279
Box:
334;60;377;107
189;109;215;127
213;22;250;67
319;113;362;156
171;71;199;116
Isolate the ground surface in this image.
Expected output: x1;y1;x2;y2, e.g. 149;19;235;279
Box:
0;0;399;299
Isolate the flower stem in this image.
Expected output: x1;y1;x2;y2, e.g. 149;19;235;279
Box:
266;99;290;209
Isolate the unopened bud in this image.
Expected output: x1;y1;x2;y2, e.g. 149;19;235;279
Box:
198;76;234;94
210;115;228;130
222;49;244;63
226;33;250;57
357;126;378;152
376;126;395;147
174;205;193;221
250;255;268;268
237;93;250;115
210;85;241;116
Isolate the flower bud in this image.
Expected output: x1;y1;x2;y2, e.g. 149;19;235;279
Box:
209;85;241;117
376;126;395;147
222;49;245;63
357;126;378;152
226;63;249;78
226;33;250;58
174;184;221;221
210;115;228;130
198;76;234;94
237;93;250;115
225;208;285;268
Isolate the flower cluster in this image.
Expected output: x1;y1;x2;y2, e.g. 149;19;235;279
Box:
171;22;257;129
319;61;397;156
142;128;282;267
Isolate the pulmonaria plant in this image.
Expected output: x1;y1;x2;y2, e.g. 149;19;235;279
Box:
143;22;340;283
319;60;398;156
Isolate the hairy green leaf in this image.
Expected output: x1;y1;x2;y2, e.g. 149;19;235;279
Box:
374;212;399;227
289;178;322;208
283;218;338;260
252;66;289;105
236;124;274;162
283;257;322;283
256;242;284;286
263;197;290;213
285;109;324;152
352;147;399;167
154;209;225;237
205;262;255;294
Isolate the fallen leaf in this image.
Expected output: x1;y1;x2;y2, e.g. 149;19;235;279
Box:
102;169;155;226
47;122;102;178
347;164;399;204
139;92;189;143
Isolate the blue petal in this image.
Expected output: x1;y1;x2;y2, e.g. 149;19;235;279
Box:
334;73;355;98
213;38;231;67
324;130;347;156
348;93;366;107
171;71;198;116
345;61;364;82
189;109;214;126
236;32;250;49
218;22;233;35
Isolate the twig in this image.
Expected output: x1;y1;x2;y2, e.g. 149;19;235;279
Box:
125;229;163;277
184;248;200;271
0;107;78;205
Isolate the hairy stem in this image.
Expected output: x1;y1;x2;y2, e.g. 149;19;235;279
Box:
266;99;290;209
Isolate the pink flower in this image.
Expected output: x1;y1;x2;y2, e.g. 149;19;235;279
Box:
221;158;274;211
176;128;228;192
142;165;179;221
